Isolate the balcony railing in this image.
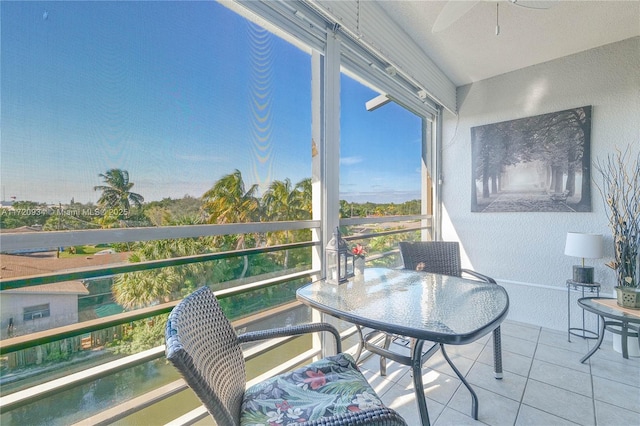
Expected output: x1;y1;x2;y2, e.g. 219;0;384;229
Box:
0;215;430;425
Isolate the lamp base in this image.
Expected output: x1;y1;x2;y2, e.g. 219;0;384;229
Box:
572;266;594;284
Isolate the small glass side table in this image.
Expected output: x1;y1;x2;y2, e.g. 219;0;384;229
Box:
567;279;600;342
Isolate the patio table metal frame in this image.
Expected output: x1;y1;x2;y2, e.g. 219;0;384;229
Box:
577;297;640;362
296;267;509;426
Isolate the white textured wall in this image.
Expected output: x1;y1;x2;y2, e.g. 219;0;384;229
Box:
443;37;640;331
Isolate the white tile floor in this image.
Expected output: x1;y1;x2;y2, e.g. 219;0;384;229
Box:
357;320;640;426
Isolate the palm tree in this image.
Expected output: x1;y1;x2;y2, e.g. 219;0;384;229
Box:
201;170;260;277
201;170;260;224
262;178;312;268
93;169;144;217
262;178;295;221
294;177;312;219
113;234;219;310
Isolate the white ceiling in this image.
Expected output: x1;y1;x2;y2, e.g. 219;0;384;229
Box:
376;0;640;87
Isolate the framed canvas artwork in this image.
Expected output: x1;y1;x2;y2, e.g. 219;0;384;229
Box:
471;106;592;213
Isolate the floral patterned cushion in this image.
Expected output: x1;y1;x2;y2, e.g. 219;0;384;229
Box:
240;353;384;425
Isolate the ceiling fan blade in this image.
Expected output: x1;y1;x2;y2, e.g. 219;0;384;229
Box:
510;0;557;10
432;1;481;33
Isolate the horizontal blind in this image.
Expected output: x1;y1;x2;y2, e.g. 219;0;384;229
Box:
232;0;449;118
312;0;457;114
340;44;437;119
233;0;328;53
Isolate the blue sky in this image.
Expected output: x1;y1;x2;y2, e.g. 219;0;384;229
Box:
1;1;422;205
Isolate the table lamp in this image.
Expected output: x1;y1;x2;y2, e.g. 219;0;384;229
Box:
564;232;603;283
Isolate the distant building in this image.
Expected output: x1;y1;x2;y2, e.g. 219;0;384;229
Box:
1;281;89;339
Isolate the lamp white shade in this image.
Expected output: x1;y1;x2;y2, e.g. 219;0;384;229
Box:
564;232;604;259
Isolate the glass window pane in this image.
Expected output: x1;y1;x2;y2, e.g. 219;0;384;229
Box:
1;1;311;230
339;73;425;263
0;0;315;373
1;1;313;281
340;74;423;207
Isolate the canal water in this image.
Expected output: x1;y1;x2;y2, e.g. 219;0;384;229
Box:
1;307;314;425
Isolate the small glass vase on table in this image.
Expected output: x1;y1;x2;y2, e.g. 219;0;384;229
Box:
352;244;366;276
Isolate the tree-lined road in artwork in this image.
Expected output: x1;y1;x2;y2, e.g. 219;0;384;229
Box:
471;106;592;213
479;190;577;213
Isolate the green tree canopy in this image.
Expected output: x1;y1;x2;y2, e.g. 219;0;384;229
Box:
201;169;259;224
94;169;144;216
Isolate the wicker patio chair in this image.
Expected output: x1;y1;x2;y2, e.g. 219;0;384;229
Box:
369;241;497;375
165;286;407;426
398;241;496;283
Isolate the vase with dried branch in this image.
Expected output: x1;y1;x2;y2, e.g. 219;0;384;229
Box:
594;147;640;308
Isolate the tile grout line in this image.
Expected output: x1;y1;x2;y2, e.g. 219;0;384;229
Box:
533;329;603;425
586;345;598;426
379;321;640;425
471;335;494;426
511;325;541;426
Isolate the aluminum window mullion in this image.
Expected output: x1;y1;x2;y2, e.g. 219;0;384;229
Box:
433;107;444;240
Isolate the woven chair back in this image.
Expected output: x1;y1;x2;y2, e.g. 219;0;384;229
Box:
166;286;245;426
399;241;462;277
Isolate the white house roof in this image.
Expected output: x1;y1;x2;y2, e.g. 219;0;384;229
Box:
2;281;89;295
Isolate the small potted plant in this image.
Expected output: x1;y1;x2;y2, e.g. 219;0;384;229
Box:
594;147;640;308
352;243;367;276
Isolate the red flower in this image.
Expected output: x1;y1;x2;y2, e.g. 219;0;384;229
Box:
304;370;326;389
352;244;366;258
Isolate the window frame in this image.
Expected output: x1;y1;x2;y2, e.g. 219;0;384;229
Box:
23;303;51;321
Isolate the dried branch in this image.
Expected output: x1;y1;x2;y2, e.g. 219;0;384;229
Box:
593;147;640;287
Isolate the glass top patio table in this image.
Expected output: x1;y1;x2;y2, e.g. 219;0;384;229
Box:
296;267;509;426
297;267;509;344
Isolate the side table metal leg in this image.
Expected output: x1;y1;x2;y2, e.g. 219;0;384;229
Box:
568;282;601;340
580;287;586;338
567;284;571;342
580;315;606;363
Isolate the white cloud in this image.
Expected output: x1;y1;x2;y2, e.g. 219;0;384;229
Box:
340;156;363;166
